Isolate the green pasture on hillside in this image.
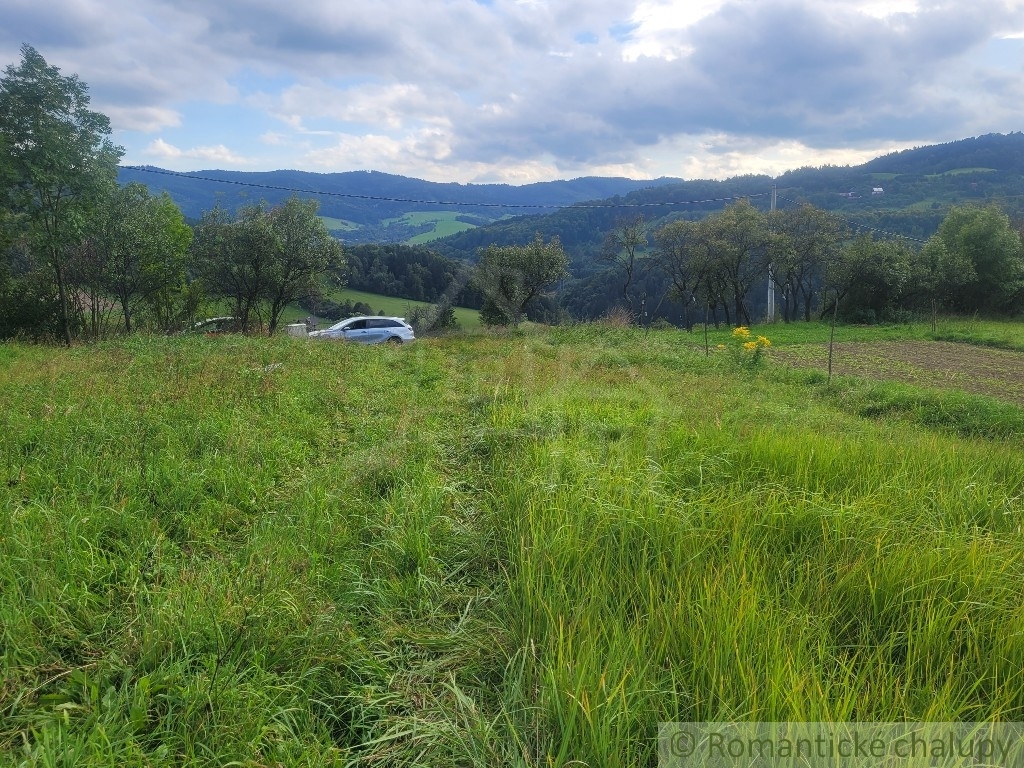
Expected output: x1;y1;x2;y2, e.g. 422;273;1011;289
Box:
695;317;1024;351
317;216;358;232
382;211;478;244
215;288;482;331
926;167;997;178
2;324;1024;765
321;287;482;330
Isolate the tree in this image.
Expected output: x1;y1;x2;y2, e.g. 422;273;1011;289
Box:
192;205;272;332
264;197;344;335
87;184;192;334
192;199;343;334
653;218;714;329
600;214;648;311
705;200;771;326
931;205;1023;313
770;204;848;322
0;45;123;345
826;233;915;322
474;234;569;327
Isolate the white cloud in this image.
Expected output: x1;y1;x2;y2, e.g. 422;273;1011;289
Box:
105;105;182;133
259;81;452;131
144;138;252;166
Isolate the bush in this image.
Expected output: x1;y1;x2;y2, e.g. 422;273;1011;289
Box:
597;306;634;328
407;302;459;334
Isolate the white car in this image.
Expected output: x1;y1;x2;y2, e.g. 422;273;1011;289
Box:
308;315;415;344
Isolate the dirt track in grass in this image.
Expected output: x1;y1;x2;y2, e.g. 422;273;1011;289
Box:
771;340;1024;406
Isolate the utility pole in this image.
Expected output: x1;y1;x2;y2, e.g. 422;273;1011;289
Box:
766;184;777;323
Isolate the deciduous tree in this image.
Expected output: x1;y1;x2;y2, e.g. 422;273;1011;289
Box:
931;205;1023;313
264;197;344;335
0;45;123;345
90;184;192;334
192;198;343;334
706;200;771;326
770;204;848;322
600;215;648;311
475;234;569;327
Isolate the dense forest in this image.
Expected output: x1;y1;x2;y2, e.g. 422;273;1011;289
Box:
342;244;483;308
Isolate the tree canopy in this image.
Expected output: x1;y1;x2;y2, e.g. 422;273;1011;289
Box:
929;205;1023;313
0;44;123;344
475;234;569;327
192;198;344;334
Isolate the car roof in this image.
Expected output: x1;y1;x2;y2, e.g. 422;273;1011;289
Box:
326;315;406;329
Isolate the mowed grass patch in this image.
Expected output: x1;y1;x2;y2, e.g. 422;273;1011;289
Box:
926;167;997;178
768;339;1024;408
381;211;478;244
2;326;1024;765
317;216;358;232
928;317;1024;351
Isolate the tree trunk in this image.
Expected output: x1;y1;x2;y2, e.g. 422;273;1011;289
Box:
121;291;133;334
52;257;73;347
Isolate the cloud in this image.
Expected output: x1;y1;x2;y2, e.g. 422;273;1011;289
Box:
144;138;251;166
444;0;1024;166
106;106;182;133
3;0;1023;181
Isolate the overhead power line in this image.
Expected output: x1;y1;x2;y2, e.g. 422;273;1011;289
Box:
119;165;768;210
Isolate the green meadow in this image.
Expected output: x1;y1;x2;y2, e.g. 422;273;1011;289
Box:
384;212;479;244
2;324;1024;765
317;216;359;232
319;287;483;330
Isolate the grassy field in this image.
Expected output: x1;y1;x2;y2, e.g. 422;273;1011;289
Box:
381;211;478;244
317;216;358;232
2;324;1024;765
925;168;997;178
693;317;1024;350
319;287;482;330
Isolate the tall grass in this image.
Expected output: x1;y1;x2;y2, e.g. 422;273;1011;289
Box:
477;333;1024;765
2;325;1023;765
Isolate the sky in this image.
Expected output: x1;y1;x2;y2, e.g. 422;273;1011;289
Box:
3;0;1024;184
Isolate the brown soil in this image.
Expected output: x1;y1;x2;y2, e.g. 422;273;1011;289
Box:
772;341;1024;406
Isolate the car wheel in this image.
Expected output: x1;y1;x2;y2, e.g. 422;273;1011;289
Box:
386;336;402;345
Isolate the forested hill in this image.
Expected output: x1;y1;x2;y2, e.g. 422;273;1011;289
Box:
433;132;1024;264
120;132;1024;251
116;166;682;232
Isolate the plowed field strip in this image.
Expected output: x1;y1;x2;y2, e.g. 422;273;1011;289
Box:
773;340;1024;405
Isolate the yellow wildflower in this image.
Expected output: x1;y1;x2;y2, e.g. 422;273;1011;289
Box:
716;344;726;349
743;341;759;351
732;326;750;338
757;336;771;347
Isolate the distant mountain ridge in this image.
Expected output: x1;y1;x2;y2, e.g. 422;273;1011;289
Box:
120;133;1024;247
116;166;684;242
428;133;1024;269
